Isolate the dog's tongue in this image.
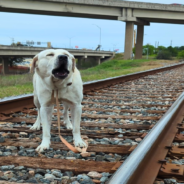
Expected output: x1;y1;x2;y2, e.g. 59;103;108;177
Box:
56;72;66;76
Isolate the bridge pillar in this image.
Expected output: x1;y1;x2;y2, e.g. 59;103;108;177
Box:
124;22;134;60
97;57;101;65
1;57;9;75
135;25;144;59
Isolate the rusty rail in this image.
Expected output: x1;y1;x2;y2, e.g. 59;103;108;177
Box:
107;91;184;184
1;62;184;115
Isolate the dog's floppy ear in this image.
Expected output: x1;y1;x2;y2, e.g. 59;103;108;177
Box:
72;57;75;73
30;55;38;73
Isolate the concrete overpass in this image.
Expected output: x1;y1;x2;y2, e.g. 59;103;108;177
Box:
0;45;114;74
0;0;184;59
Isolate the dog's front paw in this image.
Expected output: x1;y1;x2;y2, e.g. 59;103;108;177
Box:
64;121;73;130
30;122;41;130
36;141;50;152
74;137;87;148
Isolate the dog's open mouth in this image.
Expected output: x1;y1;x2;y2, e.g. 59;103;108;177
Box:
52;64;69;79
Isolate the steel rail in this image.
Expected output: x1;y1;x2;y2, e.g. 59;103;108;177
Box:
0;62;184;115
83;62;184;92
107;90;184;184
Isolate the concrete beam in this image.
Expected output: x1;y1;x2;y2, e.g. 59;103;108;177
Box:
118;8;150;26
0;0;121;20
124;22;134;60
118;17;150;25
1;0;184;13
134;9;184;21
1;1;184;24
135;25;144;59
136;18;150;26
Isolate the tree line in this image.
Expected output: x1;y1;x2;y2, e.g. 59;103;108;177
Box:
133;45;184;60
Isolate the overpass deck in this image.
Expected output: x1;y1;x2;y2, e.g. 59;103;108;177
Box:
0;45;114;57
0;45;114;74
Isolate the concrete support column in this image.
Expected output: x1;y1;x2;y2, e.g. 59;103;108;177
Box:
135;25;144;59
124;22;134;60
2;57;9;75
97;57;101;65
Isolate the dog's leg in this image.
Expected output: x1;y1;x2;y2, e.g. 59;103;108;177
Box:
36;106;53;152
30;108;41;130
30;95;41;130
63;102;73;130
71;104;86;147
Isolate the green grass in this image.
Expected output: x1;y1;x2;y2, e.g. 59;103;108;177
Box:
80;58;155;82
0;74;32;87
0;57;179;99
0;74;34;98
0;83;33;98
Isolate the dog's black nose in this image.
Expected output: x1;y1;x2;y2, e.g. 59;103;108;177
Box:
58;55;67;60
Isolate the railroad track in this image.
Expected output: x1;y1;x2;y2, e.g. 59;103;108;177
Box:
1;63;184;184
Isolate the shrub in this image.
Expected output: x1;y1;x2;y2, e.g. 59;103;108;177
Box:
177;50;184;59
142;45;155;55
167;46;178;57
156;50;172;60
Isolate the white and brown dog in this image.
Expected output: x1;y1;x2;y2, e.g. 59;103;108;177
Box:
30;49;86;152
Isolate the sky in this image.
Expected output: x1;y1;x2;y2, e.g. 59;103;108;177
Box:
0;0;184;53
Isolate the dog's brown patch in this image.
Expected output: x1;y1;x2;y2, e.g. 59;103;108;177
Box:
30;56;38;73
72;58;75;72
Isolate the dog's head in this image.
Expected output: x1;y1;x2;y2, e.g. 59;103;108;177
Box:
31;49;75;79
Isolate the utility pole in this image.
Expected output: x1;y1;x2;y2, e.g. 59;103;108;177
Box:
93;24;101;51
170;40;172;47
67;36;75;48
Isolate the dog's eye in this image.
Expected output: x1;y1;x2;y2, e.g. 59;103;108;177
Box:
46;53;54;57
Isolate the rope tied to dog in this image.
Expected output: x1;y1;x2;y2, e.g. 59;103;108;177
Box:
55;90;88;154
